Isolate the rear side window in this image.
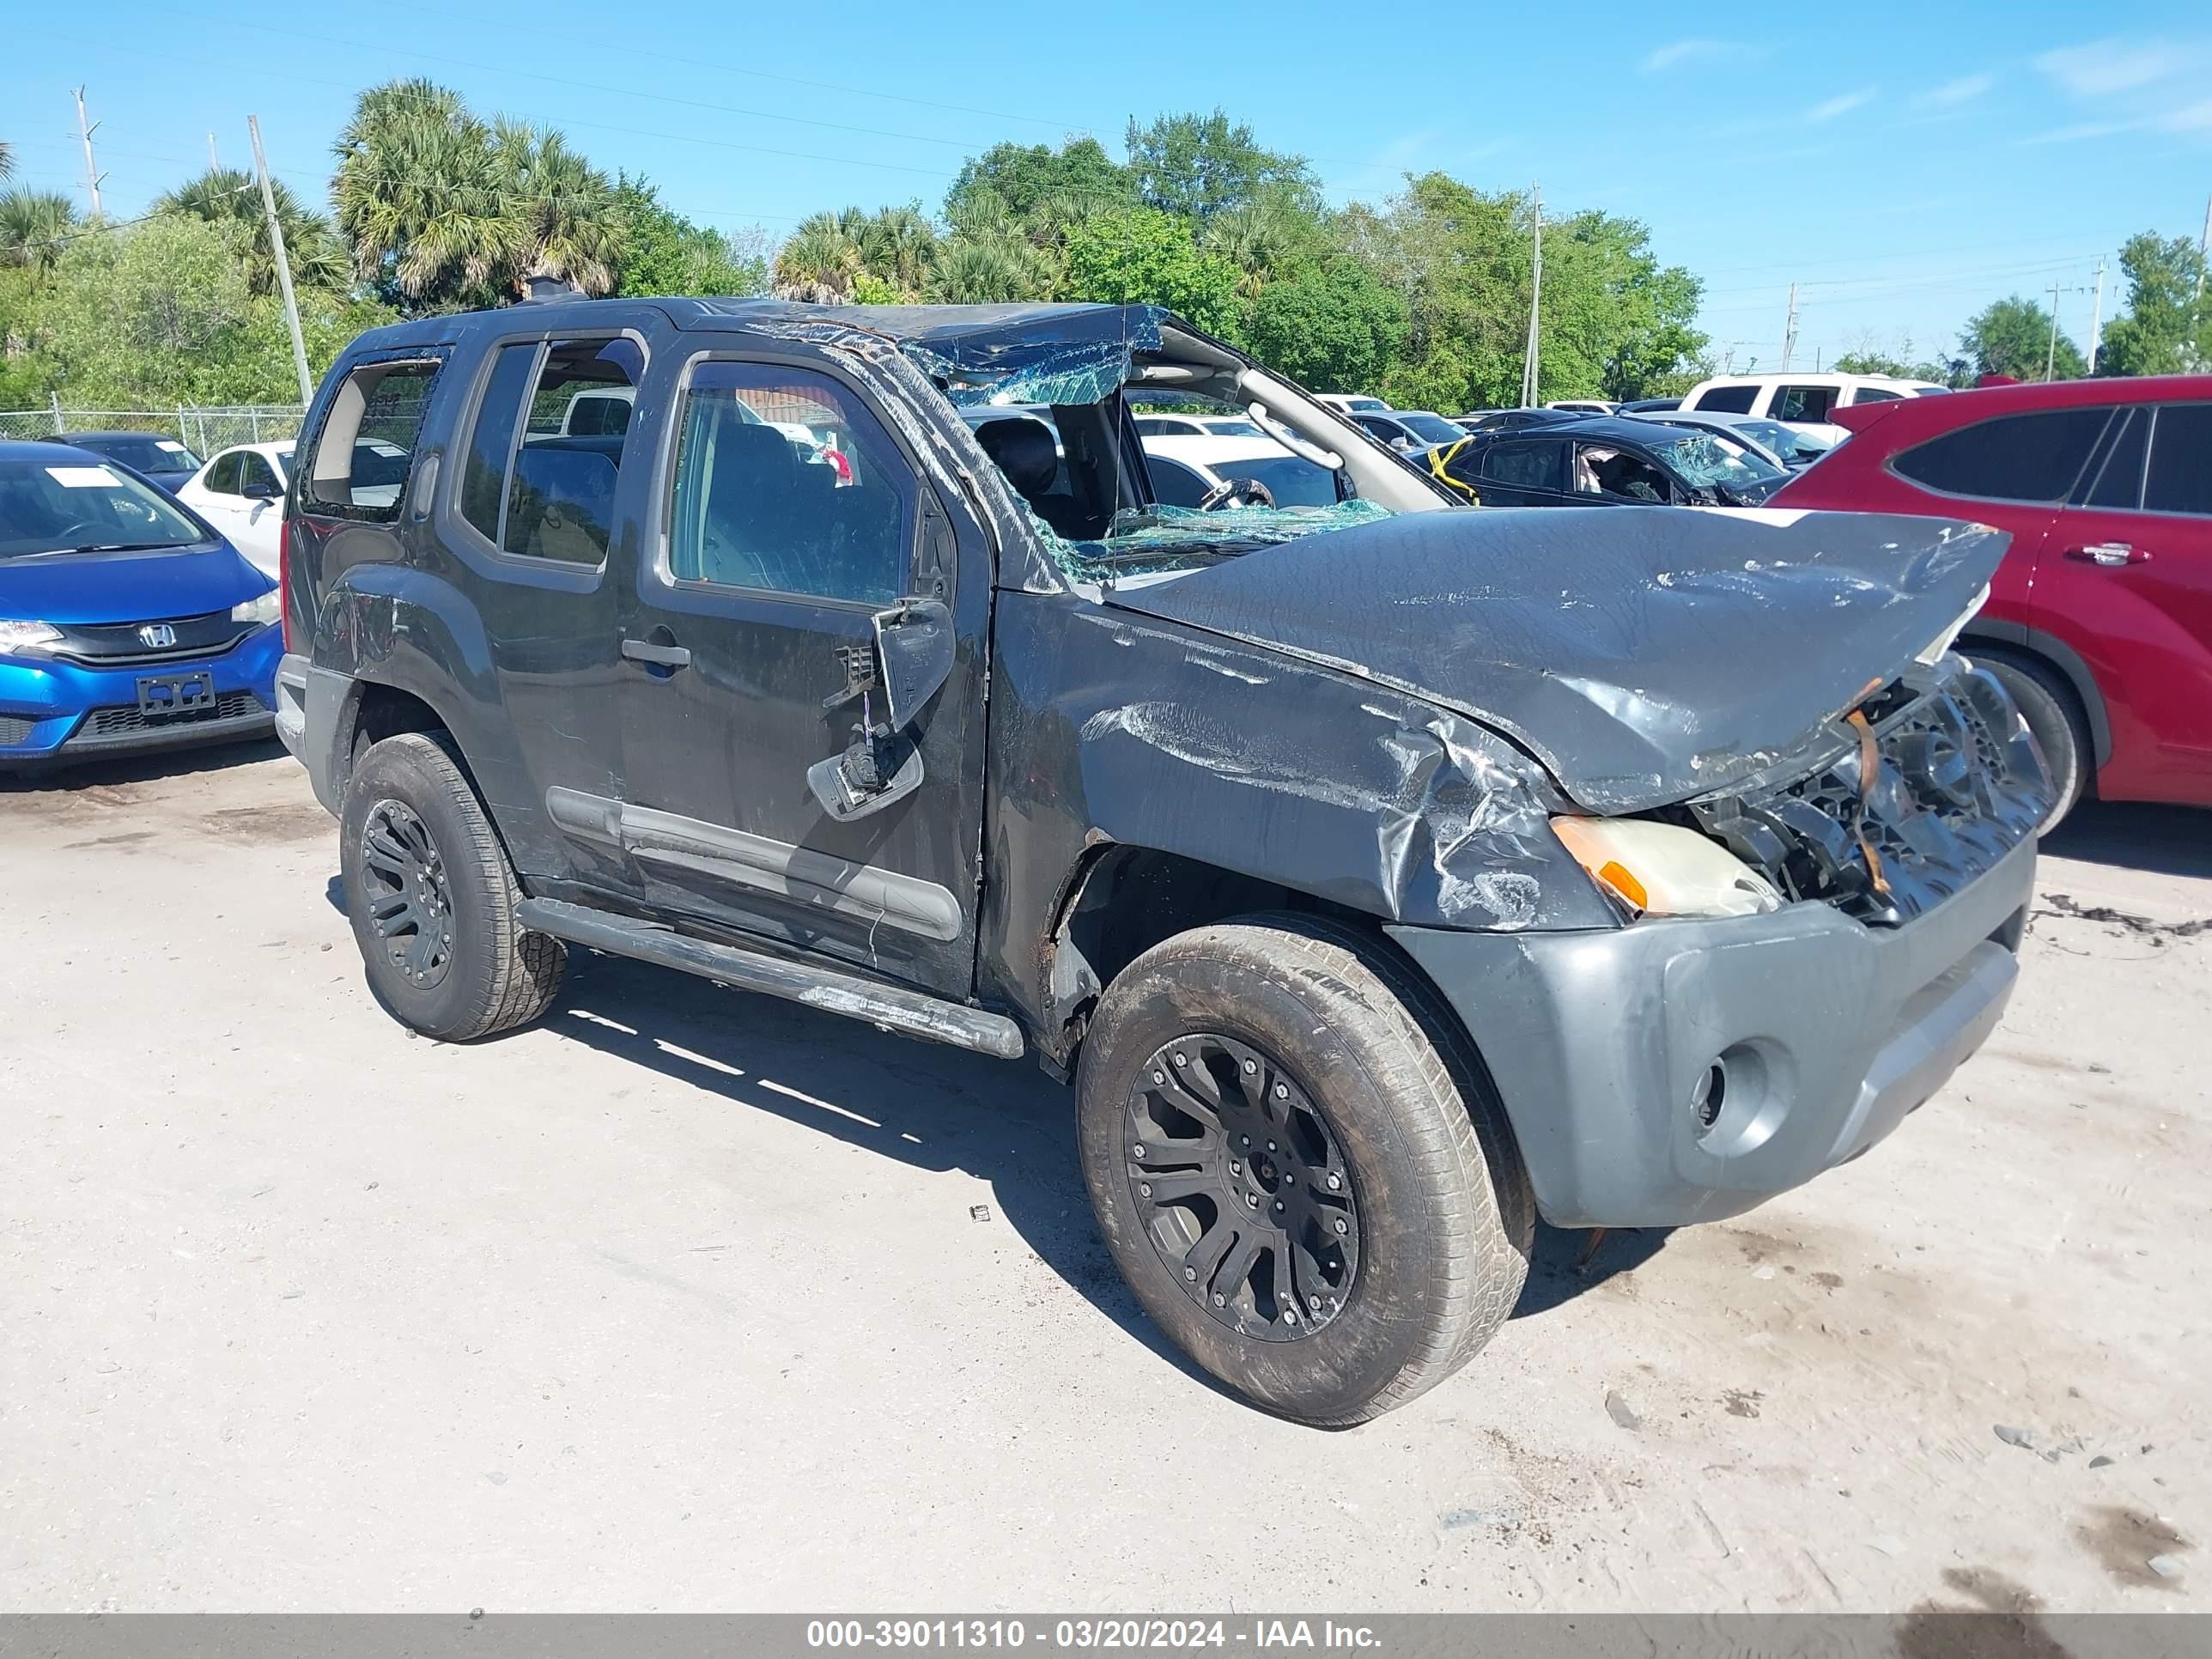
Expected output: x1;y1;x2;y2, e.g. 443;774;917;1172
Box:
1692;384;1759;414
1774;385;1838;422
2144;404;2212;517
1851;386;1903;404
456;337;641;565
1146;454;1211;508
1479;441;1563;490
666;360;916;605
303;359;440;519
1893;408;2114;502
204;451;243;495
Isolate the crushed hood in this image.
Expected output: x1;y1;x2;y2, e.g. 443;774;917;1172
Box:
1102;506;2008;813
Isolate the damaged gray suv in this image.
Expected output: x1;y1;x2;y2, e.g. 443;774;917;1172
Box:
276;301;2049;1425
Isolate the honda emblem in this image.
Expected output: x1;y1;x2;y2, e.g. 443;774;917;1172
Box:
137;623;178;649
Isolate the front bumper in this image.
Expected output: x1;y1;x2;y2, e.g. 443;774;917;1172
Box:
1388;830;2037;1228
0;626;282;769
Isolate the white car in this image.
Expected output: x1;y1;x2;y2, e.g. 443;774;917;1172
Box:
1630;409;1846;469
175;441;293;574
1313;393;1390;416
1140;433;1342;509
1679;372;1948;427
1546;399;1618;416
1133;413;1268;439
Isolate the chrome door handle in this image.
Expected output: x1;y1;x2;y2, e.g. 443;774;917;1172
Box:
621;638;691;668
2066;541;2147;567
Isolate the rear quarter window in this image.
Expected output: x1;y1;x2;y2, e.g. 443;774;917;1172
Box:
301;357;442;520
1692;385;1759;414
1891;407;2115;503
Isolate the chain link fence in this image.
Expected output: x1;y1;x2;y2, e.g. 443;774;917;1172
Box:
0;402;308;455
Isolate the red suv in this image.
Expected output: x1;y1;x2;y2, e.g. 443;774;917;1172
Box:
1771;376;2212;823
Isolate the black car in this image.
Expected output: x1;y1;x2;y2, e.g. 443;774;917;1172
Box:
275;299;2046;1425
1437;415;1792;507
45;430;204;494
1451;407;1585;436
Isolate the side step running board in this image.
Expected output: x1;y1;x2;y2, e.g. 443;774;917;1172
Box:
515;897;1025;1061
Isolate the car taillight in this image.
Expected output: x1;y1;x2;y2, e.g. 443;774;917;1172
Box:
278;519;292;653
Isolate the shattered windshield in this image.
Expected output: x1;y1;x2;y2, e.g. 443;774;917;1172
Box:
1061;501;1398;580
1648;431;1789;488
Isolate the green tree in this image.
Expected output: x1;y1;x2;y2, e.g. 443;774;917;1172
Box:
1240;259;1407;393
1124;110;1319;224
2098;231;2209;376
943;138;1133;228
40;215;392;404
494;121;624;295
773;211;863;302
852;204;939;299
0;141;15;181
926;236;1050;303
332;79;522;308
0;188;81;274
610;179;766;297
1961;295;2085;381
155;167;349;295
1057;206;1243;337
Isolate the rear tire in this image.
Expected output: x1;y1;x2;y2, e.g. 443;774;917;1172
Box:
1970;652;2091;833
340;732;566;1041
1076;913;1533;1426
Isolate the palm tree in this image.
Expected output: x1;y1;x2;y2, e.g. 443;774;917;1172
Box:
493;121;623;297
925;235;1046;304
0;140;15;182
155;167;349;295
854;204;938;300
773;212;862;303
331;78;520;307
0;188;81;273
1202;196;1301;301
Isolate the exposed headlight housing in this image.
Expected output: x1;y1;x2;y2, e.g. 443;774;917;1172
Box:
0;619;63;657
1553;817;1783;920
231;590;280;626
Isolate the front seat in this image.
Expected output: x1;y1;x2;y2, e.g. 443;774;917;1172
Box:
973;418;1098;541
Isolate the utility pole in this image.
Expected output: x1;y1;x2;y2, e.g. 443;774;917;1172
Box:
208;131;220;171
71;87;105;217
2087;259;2107;374
249;115;315;405
2196;194;2211;310
1780;283;1800;372
1520;184;1544;408
2045;282;2076;382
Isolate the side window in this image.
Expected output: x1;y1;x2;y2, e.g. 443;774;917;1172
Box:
2082;410;2148;510
303;359;440;519
237;452;281;499
1357;416;1400;442
1893;408;2114;502
502;338;642;564
1479;441;1563;491
1851;386;1903;405
1146;455;1212;508
1774;385;1838;422
204;451;243;495
667;360;917;605
458;342;538;546
1692;384;1759;414
2144;404;2212;517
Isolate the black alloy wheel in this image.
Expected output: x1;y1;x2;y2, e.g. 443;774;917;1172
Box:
357;799;455;991
1123;1031;1359;1341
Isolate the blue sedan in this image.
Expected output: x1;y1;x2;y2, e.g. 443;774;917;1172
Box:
0;440;281;771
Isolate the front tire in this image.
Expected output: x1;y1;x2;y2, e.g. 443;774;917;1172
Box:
340;732;566;1041
1971;653;2091;833
1076;914;1533;1426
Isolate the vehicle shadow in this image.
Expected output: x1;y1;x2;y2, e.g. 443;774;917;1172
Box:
0;734;286;794
1512;1223;1671;1318
538;949;1224;1395
2040;799;2212;881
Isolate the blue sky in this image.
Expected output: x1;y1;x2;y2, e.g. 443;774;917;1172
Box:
9;0;2209;375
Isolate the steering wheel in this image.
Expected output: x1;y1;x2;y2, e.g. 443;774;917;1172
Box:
55;521;110;545
1196;476;1277;512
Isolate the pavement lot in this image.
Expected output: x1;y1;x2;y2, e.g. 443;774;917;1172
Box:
1;739;2206;1614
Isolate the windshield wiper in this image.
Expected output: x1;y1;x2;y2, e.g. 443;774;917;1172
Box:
66;540;189;554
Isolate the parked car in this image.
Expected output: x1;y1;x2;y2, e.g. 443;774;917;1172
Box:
44;430;204;494
1771;374;2212;823
1453;408;1584;435
0;441;279;770
1633;409;1844;470
1680;372;1948;425
1141;432;1344;508
1435;416;1792;507
1313;393;1389;416
1350;409;1468;453
174;441;294;575
1546;399;1618;416
1133;413;1267;439
1616;398;1682;414
278;299;2046;1425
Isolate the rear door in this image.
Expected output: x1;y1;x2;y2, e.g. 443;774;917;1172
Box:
611;340;992;997
1472;438;1565;505
2033;400;2212;805
185;449;247;542
230;450;285;571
